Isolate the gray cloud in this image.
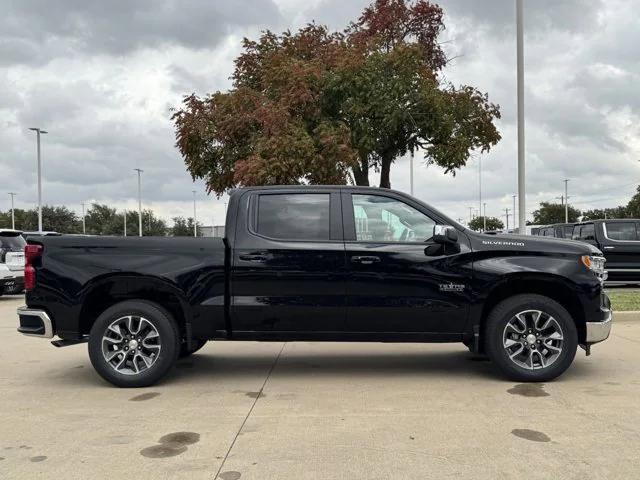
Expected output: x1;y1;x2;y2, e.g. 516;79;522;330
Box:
1;0;639;228
0;0;282;66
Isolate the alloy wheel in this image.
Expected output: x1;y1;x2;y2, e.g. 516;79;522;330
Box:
101;315;162;375
502;310;564;370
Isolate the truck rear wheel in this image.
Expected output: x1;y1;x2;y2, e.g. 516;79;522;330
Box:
484;294;578;382
88;300;180;388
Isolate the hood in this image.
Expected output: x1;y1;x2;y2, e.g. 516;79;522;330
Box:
469;232;602;255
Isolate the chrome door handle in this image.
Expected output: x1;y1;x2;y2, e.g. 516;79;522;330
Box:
351;256;381;265
239;254;267;262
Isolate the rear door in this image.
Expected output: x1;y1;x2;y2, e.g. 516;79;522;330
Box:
599;221;640;282
342;191;472;334
230;189;346;333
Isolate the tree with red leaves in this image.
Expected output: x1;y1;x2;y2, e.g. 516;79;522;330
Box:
173;0;501;194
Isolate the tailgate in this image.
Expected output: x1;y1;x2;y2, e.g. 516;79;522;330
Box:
5;251;25;271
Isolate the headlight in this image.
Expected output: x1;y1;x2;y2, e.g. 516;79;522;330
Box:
581;255;607;278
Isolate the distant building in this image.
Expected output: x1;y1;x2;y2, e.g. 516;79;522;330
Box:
200;225;225;238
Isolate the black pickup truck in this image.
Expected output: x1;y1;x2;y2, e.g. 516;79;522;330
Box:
18;186;612;387
572;219;640;285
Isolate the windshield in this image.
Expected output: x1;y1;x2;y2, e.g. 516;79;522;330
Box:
0;233;26;251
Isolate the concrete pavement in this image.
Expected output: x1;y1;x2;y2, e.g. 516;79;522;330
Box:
1;295;639;479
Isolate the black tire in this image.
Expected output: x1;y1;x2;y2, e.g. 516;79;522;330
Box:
88;300;180;388
179;339;207;358
484;294;578;382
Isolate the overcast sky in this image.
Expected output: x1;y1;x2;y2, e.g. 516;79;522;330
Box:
1;0;639;228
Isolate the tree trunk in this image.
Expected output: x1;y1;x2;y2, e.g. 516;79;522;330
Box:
379;154;392;189
352;157;370;186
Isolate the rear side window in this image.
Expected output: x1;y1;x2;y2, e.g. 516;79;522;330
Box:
605;222;638;241
562;226;573;238
256;194;330;241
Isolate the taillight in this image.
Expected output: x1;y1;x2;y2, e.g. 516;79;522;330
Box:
24;244;43;292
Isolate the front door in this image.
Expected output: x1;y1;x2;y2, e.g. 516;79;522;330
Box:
230;190;346;333
342;191;472;334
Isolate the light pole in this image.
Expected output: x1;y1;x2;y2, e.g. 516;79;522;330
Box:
81;202;86;235
478;157;482;226
516;0;526;234
29;127;48;232
564;179;570;222
409;152;414;196
192;190;197;237
483;202;487;231
123;210;127;237
8;192;16;230
134;168;143;237
512;194;517;231
468;206;474;225
505;208;510;231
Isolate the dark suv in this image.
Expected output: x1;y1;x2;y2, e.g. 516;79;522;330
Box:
573;219;640;284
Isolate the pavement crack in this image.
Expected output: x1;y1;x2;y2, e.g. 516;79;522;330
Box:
213;342;286;479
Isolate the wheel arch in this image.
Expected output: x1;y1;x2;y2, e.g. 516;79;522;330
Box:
78;274;192;338
476;275;586;348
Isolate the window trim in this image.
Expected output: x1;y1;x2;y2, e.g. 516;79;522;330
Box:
342;191;440;245
248;191;342;243
602;221;640;243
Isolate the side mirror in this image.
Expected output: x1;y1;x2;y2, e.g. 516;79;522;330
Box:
433;225;458;244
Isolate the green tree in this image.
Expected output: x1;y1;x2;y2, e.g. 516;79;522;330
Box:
625;186;640;218
468;216;504;231
581;206;629;221
170;217;202;236
532;202;581;225
0;206;81;233
173;0;501;194
85;204;123;235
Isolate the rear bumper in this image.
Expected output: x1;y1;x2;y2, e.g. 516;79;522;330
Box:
17;306;54;339
585;308;612;344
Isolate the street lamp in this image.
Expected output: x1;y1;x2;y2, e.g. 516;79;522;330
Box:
483;202;487;231
564;179;570;223
516;0;526;234
81;202;86;235
29;127;48;232
8;193;16;230
192;190;197;237
134;168;143;237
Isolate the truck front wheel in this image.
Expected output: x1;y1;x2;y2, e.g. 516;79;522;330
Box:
88;300;180;387
484;294;578;382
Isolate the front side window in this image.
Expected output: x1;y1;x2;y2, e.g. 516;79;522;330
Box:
605;222;638;241
257;194;330;241
352;194;436;242
562;226;573;239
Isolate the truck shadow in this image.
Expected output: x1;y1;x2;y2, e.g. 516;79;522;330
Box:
168;348;497;383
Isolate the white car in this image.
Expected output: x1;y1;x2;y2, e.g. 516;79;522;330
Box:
0;230;26;295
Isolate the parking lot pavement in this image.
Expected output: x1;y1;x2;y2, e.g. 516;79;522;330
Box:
1;295;639;480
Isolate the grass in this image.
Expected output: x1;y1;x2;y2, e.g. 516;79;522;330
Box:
606;289;640;311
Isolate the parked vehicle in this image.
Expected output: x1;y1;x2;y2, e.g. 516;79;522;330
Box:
573;219;640;285
0;230;26;295
535;223;575;239
18;186;612;387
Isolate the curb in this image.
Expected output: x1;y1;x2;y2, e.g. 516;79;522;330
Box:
614;311;640;322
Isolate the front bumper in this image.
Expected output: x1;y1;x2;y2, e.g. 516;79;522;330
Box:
17;306;54;339
585;308;612;344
